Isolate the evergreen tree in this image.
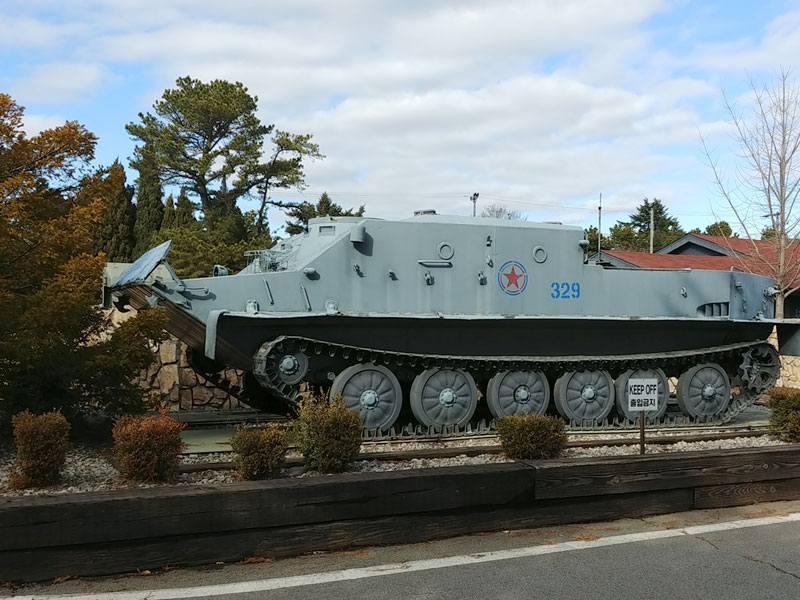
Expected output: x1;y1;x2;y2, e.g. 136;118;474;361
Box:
284;192;365;235
175;187;196;227
92;162;136;261
161;194;176;230
704;221;736;237
607;198;685;252
132;144;164;257
584;225;611;252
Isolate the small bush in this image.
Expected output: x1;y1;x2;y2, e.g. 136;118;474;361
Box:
294;394;362;473
112;408;186;482
768;387;800;443
496;414;567;460
9;411;71;489
230;425;289;480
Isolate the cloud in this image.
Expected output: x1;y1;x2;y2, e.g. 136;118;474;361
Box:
690;9;800;72
4;0;780;232
21;112;66;136
0;16;80;48
10;61;114;104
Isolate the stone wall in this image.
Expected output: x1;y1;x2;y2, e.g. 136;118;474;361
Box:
770;329;800;389
136;338;249;411
777;354;800;388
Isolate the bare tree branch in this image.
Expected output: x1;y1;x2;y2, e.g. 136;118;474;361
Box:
702;68;800;317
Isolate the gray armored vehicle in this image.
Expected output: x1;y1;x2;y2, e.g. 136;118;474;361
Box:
112;211;800;429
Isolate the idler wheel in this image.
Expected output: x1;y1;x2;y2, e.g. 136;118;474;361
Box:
330;364;403;431
677;363;730;418
410;368;478;428
486;370;550;417
739;344;781;394
614;368;669;423
554;370;615;423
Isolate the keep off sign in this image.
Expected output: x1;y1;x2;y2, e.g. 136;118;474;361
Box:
627;378;659;412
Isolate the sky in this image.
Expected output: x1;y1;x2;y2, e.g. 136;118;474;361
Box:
2;0;799;235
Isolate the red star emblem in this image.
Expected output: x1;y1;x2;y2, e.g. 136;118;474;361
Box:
498;261;528;295
504;265;523;290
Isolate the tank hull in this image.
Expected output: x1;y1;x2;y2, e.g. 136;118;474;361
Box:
111;215;795;428
142;292;774;371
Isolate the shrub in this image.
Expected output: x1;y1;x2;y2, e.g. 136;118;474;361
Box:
9;411;71;489
294;394;362;473
768;387;800;443
230;425;289;480
112;408;186;482
496;414;567;460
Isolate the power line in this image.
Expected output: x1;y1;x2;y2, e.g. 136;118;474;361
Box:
265;189;727;218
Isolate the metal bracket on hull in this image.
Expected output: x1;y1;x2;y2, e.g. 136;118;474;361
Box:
205;309;228;360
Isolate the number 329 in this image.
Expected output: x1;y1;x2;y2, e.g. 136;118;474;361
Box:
551;282;580;299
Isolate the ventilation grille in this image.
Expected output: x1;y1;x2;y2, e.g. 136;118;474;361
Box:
697;302;729;317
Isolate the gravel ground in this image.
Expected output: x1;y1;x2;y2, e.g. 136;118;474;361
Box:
0;435;788;497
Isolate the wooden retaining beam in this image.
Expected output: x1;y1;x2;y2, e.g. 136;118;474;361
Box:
1;445;799;583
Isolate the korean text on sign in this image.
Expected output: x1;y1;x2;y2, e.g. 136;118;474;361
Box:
627;378;659;412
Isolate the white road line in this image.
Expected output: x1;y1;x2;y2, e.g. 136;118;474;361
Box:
13;512;800;600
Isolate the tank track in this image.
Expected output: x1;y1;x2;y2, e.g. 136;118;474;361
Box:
252;335;777;433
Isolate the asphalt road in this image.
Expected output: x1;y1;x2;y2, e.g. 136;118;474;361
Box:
7;500;800;600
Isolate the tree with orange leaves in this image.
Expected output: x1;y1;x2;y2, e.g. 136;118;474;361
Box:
0;94;166;431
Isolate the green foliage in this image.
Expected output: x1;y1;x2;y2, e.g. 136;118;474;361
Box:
127;75;324;252
9;411;70;489
150;226;271;279
607;198;685;252
294;394;362;473
253;130;324;238
161;194;176;230
132;144;164;258
91;162;136;261
584;225;611;252
230;425;289;479
284;192;365;235
0;95;167;432
126;76;271;215
174;187;196;227
704;221;736;237
495;414;567;460
112;409;186;482
768;387;800;443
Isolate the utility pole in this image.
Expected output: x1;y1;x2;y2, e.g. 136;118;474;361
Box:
597;193;602;257
649;204;655;254
470;192;479;217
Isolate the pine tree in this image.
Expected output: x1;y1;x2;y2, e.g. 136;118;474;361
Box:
132;145;164;257
175;187;196;227
284;191;365;235
161;195;176;230
92;162;136;261
607;198;685;252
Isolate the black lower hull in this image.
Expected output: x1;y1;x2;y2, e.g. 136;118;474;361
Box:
217;313;773;371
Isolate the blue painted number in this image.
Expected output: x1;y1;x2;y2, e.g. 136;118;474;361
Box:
551;282;581;299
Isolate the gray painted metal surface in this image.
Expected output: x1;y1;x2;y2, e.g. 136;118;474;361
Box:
115;215;777;324
111;213;796;427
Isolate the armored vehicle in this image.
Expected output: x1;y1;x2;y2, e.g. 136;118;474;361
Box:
112;212;800;429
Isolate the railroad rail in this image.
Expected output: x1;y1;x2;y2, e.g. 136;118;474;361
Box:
179;426;774;472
